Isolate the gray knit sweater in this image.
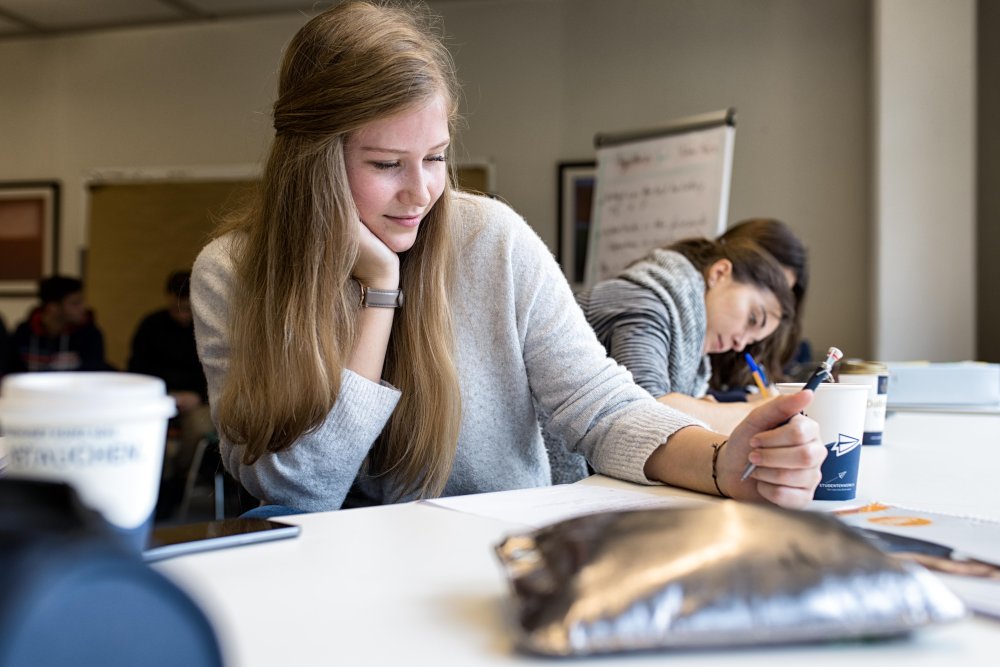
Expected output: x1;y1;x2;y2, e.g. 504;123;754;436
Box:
191;192;701;512
577;249;712;398
545;249;712;484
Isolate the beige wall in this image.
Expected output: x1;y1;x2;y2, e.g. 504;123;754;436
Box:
0;13;298;328
874;0;976;362
0;0;905;363
445;0;871;359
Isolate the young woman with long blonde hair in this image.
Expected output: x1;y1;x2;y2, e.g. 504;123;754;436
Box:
192;0;825;513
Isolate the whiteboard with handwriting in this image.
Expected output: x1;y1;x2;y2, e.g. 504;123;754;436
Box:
585;116;735;284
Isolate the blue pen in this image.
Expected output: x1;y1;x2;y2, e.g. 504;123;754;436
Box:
739;346;843;482
744;351;771;387
744;352;770;398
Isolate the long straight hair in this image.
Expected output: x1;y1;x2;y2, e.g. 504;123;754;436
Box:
216;0;462;500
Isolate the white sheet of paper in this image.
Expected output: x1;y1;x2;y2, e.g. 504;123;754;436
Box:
937;574;1000;620
834;502;1000;567
421;483;705;528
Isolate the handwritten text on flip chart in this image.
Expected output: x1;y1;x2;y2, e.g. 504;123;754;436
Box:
587;124;734;283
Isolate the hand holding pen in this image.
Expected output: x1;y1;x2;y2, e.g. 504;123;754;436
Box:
740;347;843;482
718;389;826;507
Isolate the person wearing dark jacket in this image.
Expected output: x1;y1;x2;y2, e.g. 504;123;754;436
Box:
8;276;112;373
128;271;208;406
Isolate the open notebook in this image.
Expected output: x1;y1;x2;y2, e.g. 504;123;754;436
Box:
834;502;1000;618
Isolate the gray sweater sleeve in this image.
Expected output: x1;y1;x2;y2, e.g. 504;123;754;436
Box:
191;237;400;511
498;212;705;485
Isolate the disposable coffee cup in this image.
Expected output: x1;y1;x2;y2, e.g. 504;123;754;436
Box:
0;372;176;550
837;360;889;445
776;382;868;501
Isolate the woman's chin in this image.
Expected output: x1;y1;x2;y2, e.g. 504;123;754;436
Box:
381;233;418;254
705;336;726;355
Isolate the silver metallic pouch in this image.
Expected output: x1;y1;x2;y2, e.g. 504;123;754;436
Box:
495;502;965;656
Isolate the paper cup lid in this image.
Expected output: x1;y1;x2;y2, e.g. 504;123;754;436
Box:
0;372;177;422
776;382;870;393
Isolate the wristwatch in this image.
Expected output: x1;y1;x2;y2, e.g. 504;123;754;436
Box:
357;282;404;308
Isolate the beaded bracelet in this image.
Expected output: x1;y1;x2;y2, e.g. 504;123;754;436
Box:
710;440;729;498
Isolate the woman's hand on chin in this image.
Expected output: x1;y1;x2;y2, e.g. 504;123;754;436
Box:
353;220;400;289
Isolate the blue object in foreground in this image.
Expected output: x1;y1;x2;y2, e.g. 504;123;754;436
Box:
0;479;223;667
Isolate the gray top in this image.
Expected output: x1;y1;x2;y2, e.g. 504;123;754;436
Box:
576;249;712;398
545;249;712;485
191;192;702;512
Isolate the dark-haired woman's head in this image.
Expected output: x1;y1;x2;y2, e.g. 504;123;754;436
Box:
720;218;808;314
710;219;810;388
668;237;794;355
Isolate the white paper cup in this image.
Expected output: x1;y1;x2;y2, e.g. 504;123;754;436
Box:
0;372;176;549
776;382;868;501
837;363;889;445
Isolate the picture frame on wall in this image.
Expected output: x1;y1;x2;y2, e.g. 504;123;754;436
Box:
454;160;496;197
557;161;596;289
0;181;61;297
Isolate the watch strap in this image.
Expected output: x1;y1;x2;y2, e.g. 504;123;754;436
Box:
358;283;404;308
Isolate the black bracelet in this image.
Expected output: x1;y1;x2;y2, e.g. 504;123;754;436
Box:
710;440;729;498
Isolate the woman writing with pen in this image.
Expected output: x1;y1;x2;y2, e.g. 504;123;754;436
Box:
574;235;794;435
709;218;810;396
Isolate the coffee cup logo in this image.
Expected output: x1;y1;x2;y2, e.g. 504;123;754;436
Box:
829;433;860;457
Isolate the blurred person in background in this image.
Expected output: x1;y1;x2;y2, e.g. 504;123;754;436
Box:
129;270;214;519
8;275;112;373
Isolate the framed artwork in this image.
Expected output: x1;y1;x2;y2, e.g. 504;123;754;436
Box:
455;160;496;196
0;181;60;297
557;161;596;288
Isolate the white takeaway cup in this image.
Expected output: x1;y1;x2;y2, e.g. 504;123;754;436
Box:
776;382;868;501
0;372;176;549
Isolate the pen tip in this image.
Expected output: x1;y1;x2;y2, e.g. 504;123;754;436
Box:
827;347;843;362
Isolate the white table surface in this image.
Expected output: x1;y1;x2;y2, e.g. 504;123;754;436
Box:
155;411;1000;666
